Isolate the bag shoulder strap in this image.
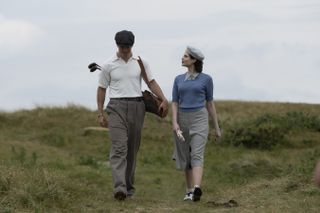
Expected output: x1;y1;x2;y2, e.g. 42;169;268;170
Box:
137;56;151;88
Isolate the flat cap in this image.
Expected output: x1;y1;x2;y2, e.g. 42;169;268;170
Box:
115;30;135;47
186;46;205;61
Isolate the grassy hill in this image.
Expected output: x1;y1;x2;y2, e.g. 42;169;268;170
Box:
0;101;320;212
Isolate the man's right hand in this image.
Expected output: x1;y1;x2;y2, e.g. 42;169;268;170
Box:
98;114;108;128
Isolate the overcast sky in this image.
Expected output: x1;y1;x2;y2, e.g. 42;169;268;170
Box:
1;0;319;111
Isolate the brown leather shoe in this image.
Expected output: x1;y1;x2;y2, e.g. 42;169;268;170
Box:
114;191;126;201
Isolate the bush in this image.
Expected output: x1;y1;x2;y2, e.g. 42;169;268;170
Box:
283;111;320;132
223;111;320;150
225;119;286;150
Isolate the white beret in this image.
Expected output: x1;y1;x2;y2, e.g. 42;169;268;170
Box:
186;46;205;61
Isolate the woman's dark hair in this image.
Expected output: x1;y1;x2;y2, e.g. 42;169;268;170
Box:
189;54;203;73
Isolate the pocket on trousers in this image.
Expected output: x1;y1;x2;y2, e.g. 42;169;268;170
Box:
107;100;119;107
106;100;119;115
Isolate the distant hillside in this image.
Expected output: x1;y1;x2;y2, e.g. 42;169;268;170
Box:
0;102;320;212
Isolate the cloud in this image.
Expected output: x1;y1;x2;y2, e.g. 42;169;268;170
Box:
0;0;320;111
0;14;44;56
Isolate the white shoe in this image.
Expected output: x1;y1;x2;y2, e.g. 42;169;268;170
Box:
183;192;193;201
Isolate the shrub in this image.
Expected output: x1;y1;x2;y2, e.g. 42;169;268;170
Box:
282;111;320;132
224;116;286;150
223;111;320;150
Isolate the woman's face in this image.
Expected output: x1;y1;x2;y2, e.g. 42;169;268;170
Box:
181;51;196;67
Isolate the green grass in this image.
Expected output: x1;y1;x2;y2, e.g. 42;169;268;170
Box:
0;101;320;212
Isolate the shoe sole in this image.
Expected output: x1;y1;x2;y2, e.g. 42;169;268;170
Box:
193;188;202;202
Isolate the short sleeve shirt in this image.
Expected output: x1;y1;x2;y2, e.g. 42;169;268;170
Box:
98;55;153;98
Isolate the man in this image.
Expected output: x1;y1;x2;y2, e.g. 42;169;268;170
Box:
96;30;168;201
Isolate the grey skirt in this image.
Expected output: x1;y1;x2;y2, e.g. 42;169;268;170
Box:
172;107;209;170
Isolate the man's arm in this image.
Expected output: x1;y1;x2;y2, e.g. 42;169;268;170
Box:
97;86;108;127
148;80;166;101
148;80;169;116
138;58;167;103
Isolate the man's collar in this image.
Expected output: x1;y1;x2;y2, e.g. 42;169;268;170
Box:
111;54;139;62
131;55;139;60
111;55;120;62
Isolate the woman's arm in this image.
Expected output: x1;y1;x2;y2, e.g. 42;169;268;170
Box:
172;102;184;141
206;101;221;139
172;102;179;131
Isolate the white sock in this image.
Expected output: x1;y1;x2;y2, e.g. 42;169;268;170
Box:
194;185;200;189
186;188;193;193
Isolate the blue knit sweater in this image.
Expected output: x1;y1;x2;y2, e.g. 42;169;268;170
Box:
172;72;214;112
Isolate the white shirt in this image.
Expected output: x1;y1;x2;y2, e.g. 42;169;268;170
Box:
98;54;154;98
184;72;199;81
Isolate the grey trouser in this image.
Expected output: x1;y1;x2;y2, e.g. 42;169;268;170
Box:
106;98;145;195
173;107;209;171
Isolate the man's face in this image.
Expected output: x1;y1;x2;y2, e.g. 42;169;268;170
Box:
117;45;132;55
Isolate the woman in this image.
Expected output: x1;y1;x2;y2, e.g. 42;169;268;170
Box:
172;46;221;202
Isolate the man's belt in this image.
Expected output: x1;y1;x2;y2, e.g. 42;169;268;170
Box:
110;97;143;101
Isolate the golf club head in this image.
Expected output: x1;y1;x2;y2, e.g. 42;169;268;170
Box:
88;62;101;72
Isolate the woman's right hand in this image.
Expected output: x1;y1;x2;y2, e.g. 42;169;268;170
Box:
173;122;185;141
98;114;108;128
172;122;180;132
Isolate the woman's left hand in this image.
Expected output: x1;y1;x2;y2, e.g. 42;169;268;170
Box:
214;128;222;142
